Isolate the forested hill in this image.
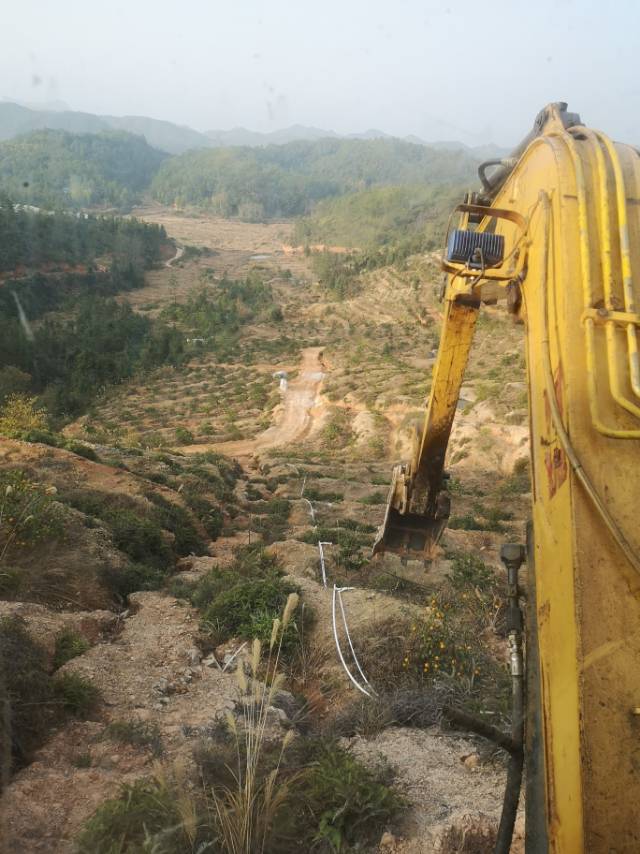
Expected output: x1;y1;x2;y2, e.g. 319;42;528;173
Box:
293;183;463;249
0;129;167;210
0;199;167;272
150;137;479;218
0;203;182;419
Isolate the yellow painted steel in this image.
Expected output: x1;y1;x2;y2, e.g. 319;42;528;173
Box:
379;104;640;850
476;114;640;851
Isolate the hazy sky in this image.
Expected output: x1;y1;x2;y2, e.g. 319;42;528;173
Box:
2;0;638;146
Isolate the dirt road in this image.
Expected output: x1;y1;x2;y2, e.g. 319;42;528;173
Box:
165;244;184;267
182;347;325;458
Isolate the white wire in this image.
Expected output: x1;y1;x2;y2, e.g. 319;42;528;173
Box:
331;585;372;697
337;587;376;694
303;498;316;524
318;540;331;588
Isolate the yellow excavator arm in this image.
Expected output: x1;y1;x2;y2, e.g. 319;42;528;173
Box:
375;103;640;852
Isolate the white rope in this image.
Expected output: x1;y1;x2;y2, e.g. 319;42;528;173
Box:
318;540;332;588
337;586;375;693
303;498;316;524
331;585;373;697
221;641;247;673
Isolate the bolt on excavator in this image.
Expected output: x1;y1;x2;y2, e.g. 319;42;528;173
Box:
374;103;640;852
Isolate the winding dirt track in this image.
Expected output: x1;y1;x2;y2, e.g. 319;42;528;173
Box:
182;347;325;458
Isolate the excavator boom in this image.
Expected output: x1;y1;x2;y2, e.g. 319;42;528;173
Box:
375;103;640;852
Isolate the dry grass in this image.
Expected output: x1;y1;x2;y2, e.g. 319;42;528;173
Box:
211;593;301;854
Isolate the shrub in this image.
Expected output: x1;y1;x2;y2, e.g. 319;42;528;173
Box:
145;491;208;556
107;508;171;568
359;491;386;505
21;428;60;447
101;720;162;756
0;471;63;565
448;552;495;592
0;567;22;596
100;562;166;602
53;629;90;669
75;777;194;854
299;742;404;851
191;546;309;655
175;426;194;445
52;672;100;717
72;752;93;769
182;491;224;540
64;441;99;461
0;394;48;439
303;487;344;503
201;573;301;652
448;513;484;531
0;366;31;405
0;616;54;770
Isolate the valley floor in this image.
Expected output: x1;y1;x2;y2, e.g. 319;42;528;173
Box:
1;207;529;852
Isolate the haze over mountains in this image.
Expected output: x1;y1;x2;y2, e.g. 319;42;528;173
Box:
0;99;507;158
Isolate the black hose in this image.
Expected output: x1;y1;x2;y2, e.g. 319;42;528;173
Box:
494;668;524;854
495;747;524;853
494;545;526;854
478;159;506;194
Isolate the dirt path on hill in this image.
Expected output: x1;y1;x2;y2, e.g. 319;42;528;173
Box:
165;244;184;267
182;346;326;458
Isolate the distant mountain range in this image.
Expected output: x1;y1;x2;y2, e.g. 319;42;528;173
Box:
0;100;508;158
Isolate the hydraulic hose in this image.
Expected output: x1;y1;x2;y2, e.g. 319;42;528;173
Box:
494;545;526;854
494;634;525;853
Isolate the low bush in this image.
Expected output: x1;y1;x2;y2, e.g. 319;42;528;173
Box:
200;573;301;652
303;487;344;503
295;741;404;851
448;513;484;531
100;561;167;602
0;394;48;439
108;508;171;568
65;441;99;461
62;490;173;570
145;491;208;556
182;490;224;540
189;546;309;656
53;629;90;669
359;491;386;505
0;471;64;564
21;428;60;447
101;719;162;756
0;616;55;770
448;551;493;590
174;426;194;445
52;672;100;717
75;777;195;854
249;497;292;543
